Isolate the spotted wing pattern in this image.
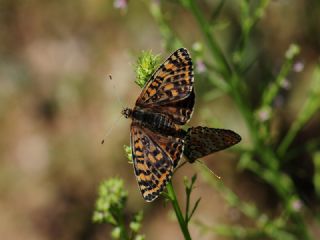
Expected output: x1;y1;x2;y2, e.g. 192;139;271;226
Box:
184;126;241;163
154;88;195;125
136;48;194;125
131;121;184;202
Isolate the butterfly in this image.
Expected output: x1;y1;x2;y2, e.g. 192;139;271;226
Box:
122;48;241;202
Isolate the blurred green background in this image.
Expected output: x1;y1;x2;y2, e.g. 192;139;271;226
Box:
0;0;319;239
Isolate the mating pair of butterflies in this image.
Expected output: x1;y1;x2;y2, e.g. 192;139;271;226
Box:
122;48;241;202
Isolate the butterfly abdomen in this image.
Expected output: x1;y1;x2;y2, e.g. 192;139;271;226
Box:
132;108;176;134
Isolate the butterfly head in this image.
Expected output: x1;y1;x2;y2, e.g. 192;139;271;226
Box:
121;108;132;118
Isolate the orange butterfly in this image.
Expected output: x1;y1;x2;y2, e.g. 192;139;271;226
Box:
122;48;240;202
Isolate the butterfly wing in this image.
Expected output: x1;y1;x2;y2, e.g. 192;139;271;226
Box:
131;121;184;202
135;48;194;125
154;88;195;125
184;126;241;163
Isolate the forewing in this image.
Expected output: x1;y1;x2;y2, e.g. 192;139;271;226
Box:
130;122;184;202
136;48;194;116
184;126;241;163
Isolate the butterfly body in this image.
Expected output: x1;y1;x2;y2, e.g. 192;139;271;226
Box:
123;107;187;139
133;108;176;133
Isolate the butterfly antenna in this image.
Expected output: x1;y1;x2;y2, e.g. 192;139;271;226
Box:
101;114;123;144
196;159;221;179
108;74;126;108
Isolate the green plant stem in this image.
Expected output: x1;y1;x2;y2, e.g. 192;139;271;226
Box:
188;0;280;169
188;0;285;173
187;0;232;79
187;1;262;156
186;0;306;219
114;210;129;240
166;182;192;240
262;58;294;107
148;0;182;51
230;73;282;172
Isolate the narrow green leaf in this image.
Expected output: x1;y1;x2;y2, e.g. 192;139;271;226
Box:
188;197;201;223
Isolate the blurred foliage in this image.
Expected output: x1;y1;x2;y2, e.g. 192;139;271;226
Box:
93;178;145;240
1;0;320;239
134;50;160;88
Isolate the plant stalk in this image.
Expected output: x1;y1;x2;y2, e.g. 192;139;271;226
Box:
167;182;192;240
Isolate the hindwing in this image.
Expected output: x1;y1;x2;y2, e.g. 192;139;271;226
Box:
184;126;241;163
130;121;184;202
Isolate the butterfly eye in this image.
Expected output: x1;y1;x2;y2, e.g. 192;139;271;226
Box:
121;108;132;118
